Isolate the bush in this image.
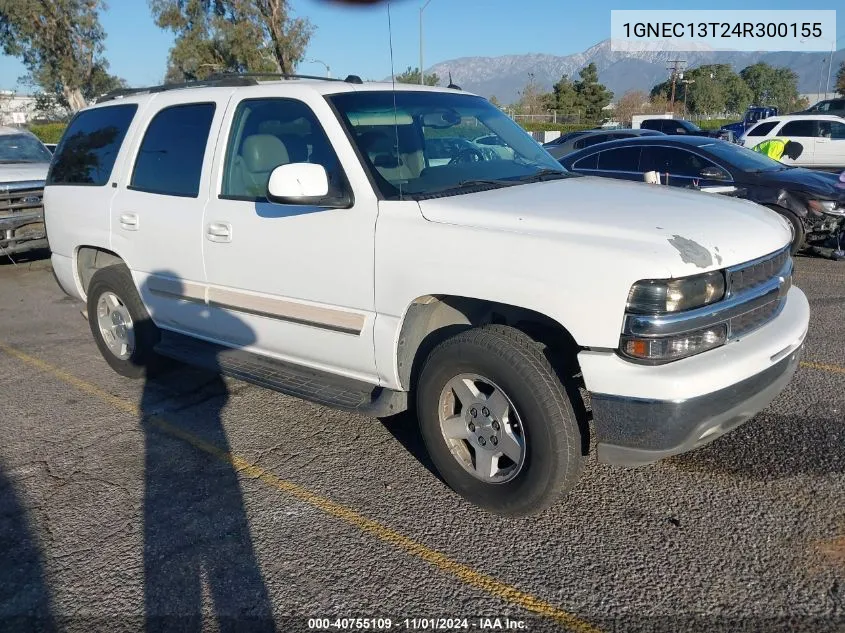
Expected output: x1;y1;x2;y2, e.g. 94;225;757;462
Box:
694;118;734;130
28;122;67;144
520;122;593;132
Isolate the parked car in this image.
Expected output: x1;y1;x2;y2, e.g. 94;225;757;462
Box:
794;98;845;118
542;130;593;150
544;128;664;160
639;118;735;142
560;135;845;255
721;105;779;138
740;115;845;169
0;126;52;256
45;76;808;516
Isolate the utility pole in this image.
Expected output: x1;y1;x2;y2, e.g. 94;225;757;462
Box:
419;0;433;85
667;59;686;113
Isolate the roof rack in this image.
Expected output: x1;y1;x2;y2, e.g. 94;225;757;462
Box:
95;72;364;103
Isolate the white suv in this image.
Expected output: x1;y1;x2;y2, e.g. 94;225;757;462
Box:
741;115;845;168
45;75;810;516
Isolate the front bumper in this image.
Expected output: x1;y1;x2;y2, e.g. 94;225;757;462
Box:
591;344;802;466
583;285;809;466
0;210;47;255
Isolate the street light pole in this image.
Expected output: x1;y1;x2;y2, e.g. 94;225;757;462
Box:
419;0;432;85
307;59;331;78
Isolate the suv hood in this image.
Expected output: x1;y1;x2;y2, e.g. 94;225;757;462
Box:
0;162;50;184
418;176;791;276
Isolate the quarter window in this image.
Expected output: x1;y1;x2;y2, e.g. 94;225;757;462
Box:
746;121;777;137
572;153;599;170
222;98;344;200
47;104;137;186
130;103;215;197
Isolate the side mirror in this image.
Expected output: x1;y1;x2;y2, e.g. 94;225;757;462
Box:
267;163;330;204
700;166;729;180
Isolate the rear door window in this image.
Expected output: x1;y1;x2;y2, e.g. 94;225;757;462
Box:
780;120;816;137
130;103;216;197
571;153;599;170
597;147;641;171
747;121;778;137
47;104;137;186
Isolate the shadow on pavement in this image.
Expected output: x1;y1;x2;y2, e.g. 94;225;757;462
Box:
140;273;275;632
0;461;56;632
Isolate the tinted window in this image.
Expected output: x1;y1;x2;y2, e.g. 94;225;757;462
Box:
825;121;845;139
640;146;710;177
130;103;215;197
747;121;778;137
640;120;663;131
572;153;598;170
780;120;815;137
579;134;609;148
47;104;137;186
598;147;641;171
222;98;345;200
0;134;52;163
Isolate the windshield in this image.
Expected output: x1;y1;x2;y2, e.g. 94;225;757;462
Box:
701;140;786;172
327;91;566;200
680;120;702;132
0;133;52;163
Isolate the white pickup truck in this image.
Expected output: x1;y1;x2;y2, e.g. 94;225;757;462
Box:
44;76;809;515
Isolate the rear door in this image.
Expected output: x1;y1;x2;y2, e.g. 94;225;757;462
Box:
813;119;845;168
775;119;816;166
109;91;229;332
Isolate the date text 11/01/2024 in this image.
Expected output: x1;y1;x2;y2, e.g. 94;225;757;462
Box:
307;618;528;630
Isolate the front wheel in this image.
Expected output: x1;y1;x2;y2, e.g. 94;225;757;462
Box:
416;325;585;516
767;205;805;255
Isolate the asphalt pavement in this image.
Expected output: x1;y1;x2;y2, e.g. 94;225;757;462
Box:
0;253;842;633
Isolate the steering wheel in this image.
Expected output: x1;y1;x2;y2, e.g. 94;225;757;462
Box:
449;147;485;165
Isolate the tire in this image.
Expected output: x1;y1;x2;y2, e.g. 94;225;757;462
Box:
87;263;162;379
416;324;585;516
767;205;805;255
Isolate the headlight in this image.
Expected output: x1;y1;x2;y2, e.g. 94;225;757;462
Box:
626;270;726;314
621;324;728;362
808;200;843;215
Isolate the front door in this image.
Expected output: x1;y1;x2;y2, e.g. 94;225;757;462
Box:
201;91;379;382
110;93;228;332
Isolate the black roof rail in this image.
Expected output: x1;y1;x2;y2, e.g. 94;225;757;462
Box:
96;76;258;103
95;71;365;104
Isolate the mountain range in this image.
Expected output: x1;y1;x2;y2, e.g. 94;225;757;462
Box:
422;39;844;105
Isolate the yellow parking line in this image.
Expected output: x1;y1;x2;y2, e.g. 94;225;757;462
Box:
800;361;845;375
0;342;601;633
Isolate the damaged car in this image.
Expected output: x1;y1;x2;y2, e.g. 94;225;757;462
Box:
0;126;52;257
560;135;845;258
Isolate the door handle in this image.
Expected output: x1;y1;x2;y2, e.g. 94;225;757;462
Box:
206;222;232;243
119;213;139;231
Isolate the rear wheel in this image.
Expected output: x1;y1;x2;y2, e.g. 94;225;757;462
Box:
87;264;163;378
416;325;585;516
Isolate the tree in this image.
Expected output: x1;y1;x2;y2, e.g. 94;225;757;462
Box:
837;62;845;95
149;0;314;82
393;66;439;86
489;95;502;108
253;0;313;74
573;63;613;123
0;0;123;112
552;75;580;114
517;72;553;115
740;62;803;113
613;90;650;126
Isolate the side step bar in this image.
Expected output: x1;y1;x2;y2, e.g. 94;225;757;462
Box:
154;331;407;418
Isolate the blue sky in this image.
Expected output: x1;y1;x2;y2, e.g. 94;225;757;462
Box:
1;0;843;91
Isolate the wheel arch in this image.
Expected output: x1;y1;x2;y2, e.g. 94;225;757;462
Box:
75;245;126;298
395;295;583;392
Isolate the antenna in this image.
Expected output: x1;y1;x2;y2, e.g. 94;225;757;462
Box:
447;72;461;90
387;2;402;200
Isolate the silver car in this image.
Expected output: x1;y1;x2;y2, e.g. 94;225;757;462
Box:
544;128;664;160
0;126;51;256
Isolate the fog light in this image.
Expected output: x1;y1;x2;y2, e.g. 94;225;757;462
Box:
621;324;728;362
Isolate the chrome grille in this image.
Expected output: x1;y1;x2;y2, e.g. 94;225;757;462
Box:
0;182;44;218
729;300;781;339
728;248;791;296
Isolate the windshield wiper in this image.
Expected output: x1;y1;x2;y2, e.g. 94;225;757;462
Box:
456;178;517;188
518;169;570;183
